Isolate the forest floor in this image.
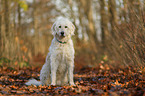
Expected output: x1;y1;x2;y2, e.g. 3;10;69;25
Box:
0;65;144;96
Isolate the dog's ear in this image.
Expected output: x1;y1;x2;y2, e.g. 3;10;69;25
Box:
51;22;56;36
70;23;75;35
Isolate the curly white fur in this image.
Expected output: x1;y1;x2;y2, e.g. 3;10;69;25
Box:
25;17;75;86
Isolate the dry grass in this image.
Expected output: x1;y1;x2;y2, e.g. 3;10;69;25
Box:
106;9;145;68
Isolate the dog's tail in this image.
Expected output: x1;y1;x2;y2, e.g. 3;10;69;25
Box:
25;78;41;86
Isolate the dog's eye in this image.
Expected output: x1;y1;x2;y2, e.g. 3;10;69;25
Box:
59;26;61;28
65;26;68;28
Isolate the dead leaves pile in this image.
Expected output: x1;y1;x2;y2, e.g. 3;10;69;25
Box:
0;66;144;95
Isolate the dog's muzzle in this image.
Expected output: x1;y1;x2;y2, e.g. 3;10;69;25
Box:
60;31;65;37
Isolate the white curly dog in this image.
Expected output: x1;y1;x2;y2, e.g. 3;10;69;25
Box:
25;17;75;86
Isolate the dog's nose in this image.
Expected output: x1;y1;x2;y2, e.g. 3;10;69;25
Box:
61;31;64;36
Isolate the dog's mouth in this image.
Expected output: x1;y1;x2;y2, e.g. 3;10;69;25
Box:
60;34;65;37
59;35;65;39
56;33;65;40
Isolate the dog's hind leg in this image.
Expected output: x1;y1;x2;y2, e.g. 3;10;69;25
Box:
40;63;51;85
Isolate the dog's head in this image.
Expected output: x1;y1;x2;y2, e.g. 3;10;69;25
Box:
51;18;75;38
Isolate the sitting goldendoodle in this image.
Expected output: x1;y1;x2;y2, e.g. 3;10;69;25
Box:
25;17;75;86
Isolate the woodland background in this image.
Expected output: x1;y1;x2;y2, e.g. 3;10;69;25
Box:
0;0;144;69
0;0;144;95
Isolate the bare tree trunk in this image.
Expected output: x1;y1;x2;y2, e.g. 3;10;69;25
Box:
80;0;98;50
80;0;89;42
144;0;145;12
4;0;9;37
99;0;109;48
68;0;79;42
18;4;21;30
33;0;39;56
87;1;95;35
3;0;10;58
128;0;134;23
123;0;128;22
17;3;21;61
108;0;118;38
0;0;2;57
87;0;97;43
77;0;86;41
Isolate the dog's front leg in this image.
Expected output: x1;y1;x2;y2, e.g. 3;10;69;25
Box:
50;61;58;85
68;61;75;85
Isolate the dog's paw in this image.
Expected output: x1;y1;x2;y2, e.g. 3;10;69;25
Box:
69;82;76;86
50;83;56;86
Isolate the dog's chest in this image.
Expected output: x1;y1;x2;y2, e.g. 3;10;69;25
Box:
55;47;69;73
55;45;73;69
55;44;73;58
49;40;74;71
55;46;71;62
